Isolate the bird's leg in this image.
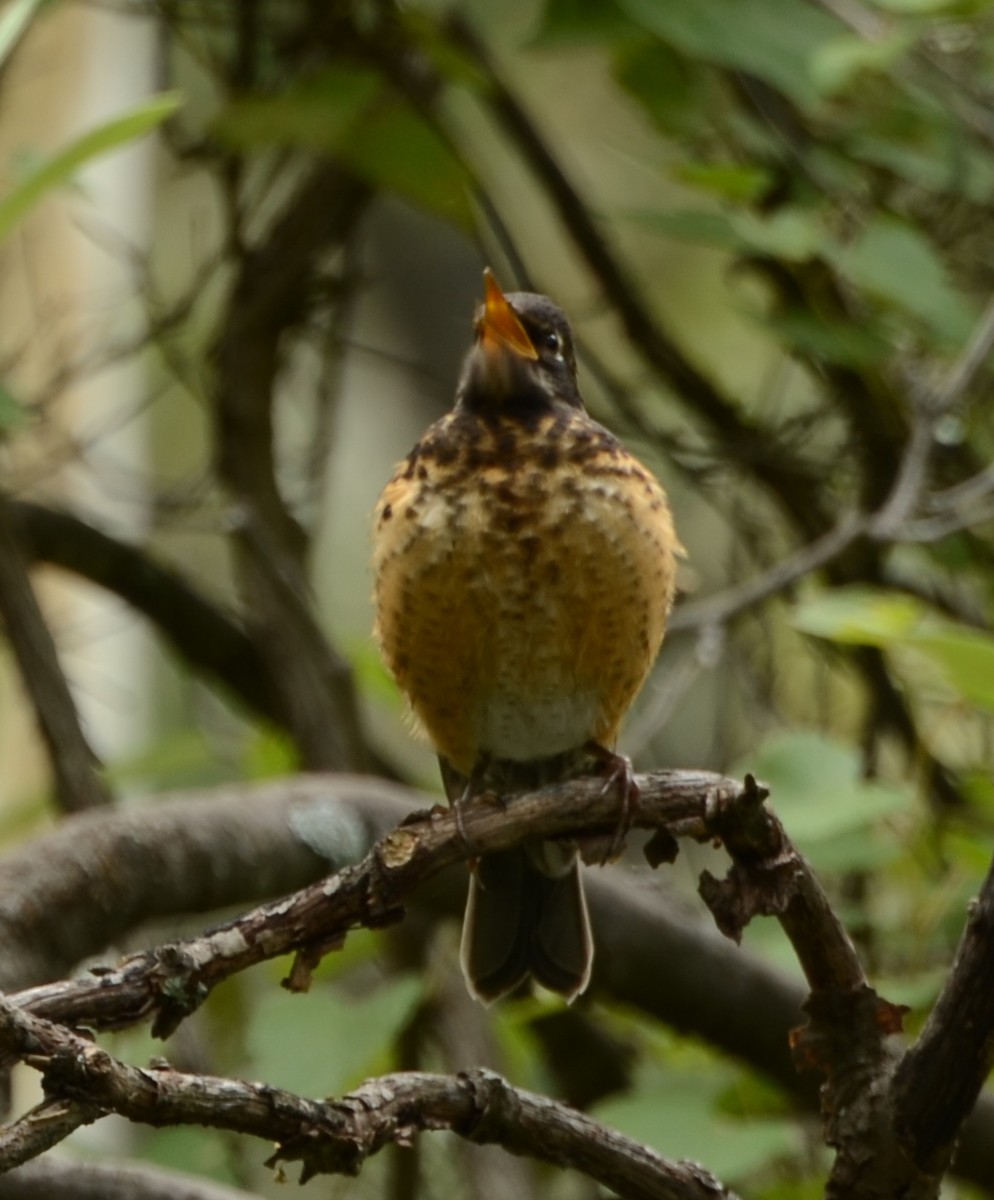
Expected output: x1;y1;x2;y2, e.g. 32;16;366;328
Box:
583;740;640;864
453;755;495;863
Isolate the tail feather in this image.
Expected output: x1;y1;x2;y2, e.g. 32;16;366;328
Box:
460;847;592;1005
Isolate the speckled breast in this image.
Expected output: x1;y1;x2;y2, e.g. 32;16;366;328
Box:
373;407;678;774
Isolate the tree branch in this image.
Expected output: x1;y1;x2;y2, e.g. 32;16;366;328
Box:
0;495;110;812
9;769;748;1040
8;501;283;728
211;158;370;771
891;846;994;1179
0;996;738;1198
0;1099;97;1176
2;770;994;1192
0;770;807;1099
0;774;413;991
0;1155;263;1200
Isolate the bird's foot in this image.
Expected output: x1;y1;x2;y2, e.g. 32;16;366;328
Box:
583;741;640;865
453;757;499;863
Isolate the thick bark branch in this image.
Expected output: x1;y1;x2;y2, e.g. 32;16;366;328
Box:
0;771;806;1102
0;775;412;991
892;848;994;1178
2;771;993;1193
8;770;752;1040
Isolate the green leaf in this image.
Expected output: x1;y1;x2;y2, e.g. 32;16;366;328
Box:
215;72;473;228
0;0;47;71
342;104;473;229
870;0;965;10
0;91;182;243
617;0;844;112
793;586;923;644
595;1064;801;1180
795;587;994;712
631;205;823;260
764;310;889;367
631;207;741;250
213;67;383;150
0;380;26;430
810;30;913;96
614;41;716;139
246;974;423;1098
847;130;994;204
827;216;975;342
532;0;639;45
743;731;908;872
671;161;773;202
907;628;994;712
734;209;825;258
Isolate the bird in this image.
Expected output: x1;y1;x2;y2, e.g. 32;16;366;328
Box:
372;269;680;1004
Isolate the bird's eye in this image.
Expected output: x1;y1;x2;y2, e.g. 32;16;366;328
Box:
540;330;564;358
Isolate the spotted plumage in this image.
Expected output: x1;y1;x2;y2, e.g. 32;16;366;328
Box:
372;271;681;1003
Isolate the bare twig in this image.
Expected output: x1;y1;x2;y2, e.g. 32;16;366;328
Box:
0;1099;98;1175
8;501;283;728
891;501;994;544
0;1155;263;1200
0;772;809;1119
9;769;750;1040
2;769;994;1192
868;410;941;542
670;513;866;634
925;460;994;515
0;774;412;992
211;159;370;771
0;495;110;812
871;291;994;540
931;292;994;412
0;995;737;1198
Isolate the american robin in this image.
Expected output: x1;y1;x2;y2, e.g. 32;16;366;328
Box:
372;270;680;1003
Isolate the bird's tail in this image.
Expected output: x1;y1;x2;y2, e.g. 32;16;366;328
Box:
460;844;592;1005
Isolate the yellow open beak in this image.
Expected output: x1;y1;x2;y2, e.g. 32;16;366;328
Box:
478;268;538;361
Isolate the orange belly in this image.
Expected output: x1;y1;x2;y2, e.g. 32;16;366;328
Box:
372;409;679;774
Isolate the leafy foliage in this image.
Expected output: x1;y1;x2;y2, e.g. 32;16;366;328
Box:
3;0;994;1195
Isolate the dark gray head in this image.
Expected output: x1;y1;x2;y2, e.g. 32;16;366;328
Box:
456;271;583;420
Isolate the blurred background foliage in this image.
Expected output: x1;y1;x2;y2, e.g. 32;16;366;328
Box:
2;0;994;1196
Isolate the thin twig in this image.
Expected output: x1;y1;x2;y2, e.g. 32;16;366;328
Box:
211;159;370;771
670;513;866;634
0;1156;263;1200
9;501;283;727
0;495;110;812
0;1099;98;1174
932;291;994;412
0;996;738;1198
870;291;994;540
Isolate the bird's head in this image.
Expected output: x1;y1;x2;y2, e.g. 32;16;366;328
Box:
457;269;582;419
